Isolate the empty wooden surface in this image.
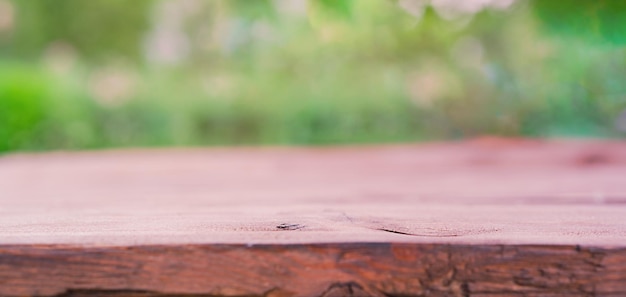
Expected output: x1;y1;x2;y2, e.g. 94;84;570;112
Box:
1;138;625;296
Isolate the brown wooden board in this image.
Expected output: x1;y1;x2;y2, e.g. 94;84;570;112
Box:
1;138;625;296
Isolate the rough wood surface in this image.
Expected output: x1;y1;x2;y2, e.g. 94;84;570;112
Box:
2;244;625;297
1;138;626;296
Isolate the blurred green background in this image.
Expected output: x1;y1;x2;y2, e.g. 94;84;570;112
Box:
1;0;625;152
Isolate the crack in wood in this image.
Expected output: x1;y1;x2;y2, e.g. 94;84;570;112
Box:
318;282;379;297
377;228;460;237
275;223;304;231
461;282;470;297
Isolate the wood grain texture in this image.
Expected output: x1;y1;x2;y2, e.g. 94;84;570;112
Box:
1;244;625;297
1;138;626;296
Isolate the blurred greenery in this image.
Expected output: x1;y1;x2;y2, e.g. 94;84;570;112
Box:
0;0;625;152
533;0;626;45
8;0;154;61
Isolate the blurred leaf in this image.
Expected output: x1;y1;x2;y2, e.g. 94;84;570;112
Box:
0;63;49;151
532;0;626;45
310;0;354;19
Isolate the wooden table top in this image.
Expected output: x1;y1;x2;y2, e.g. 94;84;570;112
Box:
1;138;625;296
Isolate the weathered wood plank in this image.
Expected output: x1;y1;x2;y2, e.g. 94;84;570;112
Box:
0;139;625;296
0;204;624;246
1;244;625;296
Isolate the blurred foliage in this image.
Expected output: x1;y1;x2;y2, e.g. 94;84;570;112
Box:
8;0;154;61
533;0;626;46
0;63;48;151
0;0;625;152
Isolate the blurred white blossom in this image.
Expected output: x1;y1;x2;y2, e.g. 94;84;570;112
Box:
398;0;428;19
144;0;200;65
398;0;516;20
0;0;14;33
407;64;461;107
43;42;78;76
451;36;485;69
274;0;307;16
88;66;137;107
